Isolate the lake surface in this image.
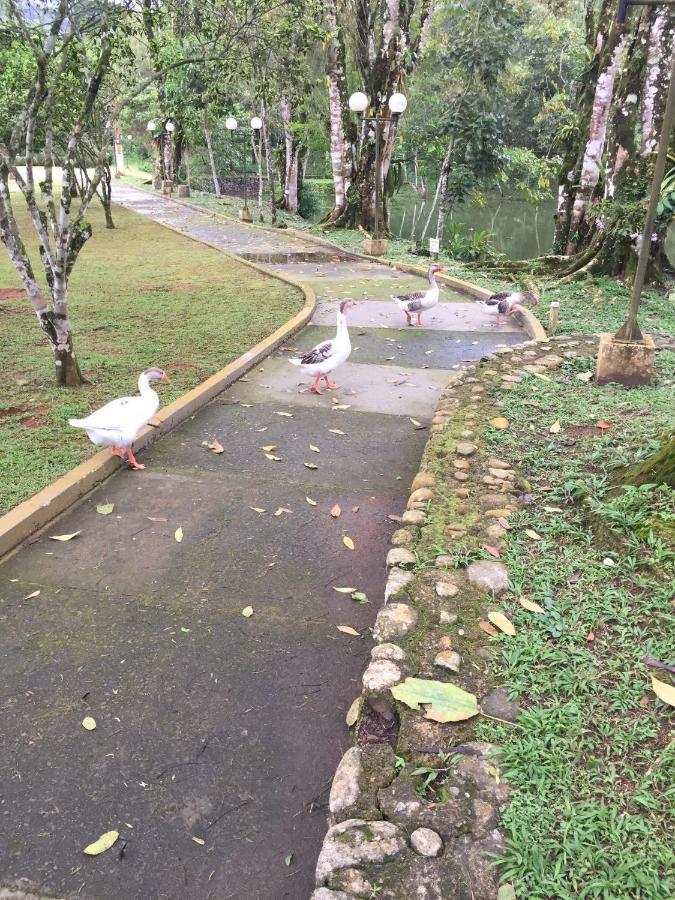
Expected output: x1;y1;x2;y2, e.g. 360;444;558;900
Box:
309;181;675;265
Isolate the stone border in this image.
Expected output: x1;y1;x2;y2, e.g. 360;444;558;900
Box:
123;182;547;343
0;231;315;560
309;338;581;899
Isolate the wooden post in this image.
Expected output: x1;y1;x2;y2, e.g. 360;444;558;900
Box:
548;302;560;335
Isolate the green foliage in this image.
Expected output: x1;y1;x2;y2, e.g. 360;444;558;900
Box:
497;147;559;203
444;221;499;262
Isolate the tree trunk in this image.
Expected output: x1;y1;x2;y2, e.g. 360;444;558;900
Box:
280;98;301;213
252;130;265;221
100;166;115;229
324;0;354;221
203;107;221;197
113;121;125;177
260;100;277;224
434;141;454;243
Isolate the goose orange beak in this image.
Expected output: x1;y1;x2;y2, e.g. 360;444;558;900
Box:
162;373;170;384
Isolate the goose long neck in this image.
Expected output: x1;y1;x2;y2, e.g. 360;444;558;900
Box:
138;374;155;398
336;311;348;334
428;269;437;286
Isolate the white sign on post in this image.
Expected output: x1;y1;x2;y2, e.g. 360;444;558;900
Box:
429;238;440;254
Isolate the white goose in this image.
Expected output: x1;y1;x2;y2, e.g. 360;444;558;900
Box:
69;367;170;470
289;299;355;395
393;263;444;326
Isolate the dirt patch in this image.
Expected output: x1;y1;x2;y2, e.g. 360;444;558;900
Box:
565;425;607;438
0;288;24;300
167;362;199;371
0;407;26;419
20;416;48;428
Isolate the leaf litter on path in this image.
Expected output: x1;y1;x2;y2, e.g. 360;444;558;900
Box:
50;531;80;542
83;830;119;856
337;625;360;636
391;677;478;723
97;503;114;516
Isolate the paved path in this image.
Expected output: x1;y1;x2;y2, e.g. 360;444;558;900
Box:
0;186;522;900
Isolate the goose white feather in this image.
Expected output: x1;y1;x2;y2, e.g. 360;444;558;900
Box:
393;263;444;326
289;299;355;394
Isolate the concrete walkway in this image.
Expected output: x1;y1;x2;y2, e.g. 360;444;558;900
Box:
0;186;522;900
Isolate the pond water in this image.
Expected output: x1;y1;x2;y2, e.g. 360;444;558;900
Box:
308;181;675;264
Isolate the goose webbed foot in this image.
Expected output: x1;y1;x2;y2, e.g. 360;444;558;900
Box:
126;448;145;470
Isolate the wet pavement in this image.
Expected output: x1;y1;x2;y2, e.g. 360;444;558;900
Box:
0;185;524;900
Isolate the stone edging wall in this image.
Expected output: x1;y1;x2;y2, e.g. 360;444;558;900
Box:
310;338;577;900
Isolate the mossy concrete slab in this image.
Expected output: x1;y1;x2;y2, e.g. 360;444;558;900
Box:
229;358;450;417
311;299;521;332
288;326;522;369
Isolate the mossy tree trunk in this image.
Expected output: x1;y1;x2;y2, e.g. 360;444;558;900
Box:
619;435;675;488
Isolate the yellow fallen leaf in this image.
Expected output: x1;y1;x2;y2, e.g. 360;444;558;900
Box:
310;444;320;453
330;504;341;518
276;411;293;417
491;417;509;429
265;453;282;461
337;625;360;636
82;716;97;730
333;586;357;593
343;535;355;550
192;836;205;846
530;371;551;382
304;462;318;470
23;590;40;600
488;611;516;636
519;597;545;614
50;531;81;542
651;676;675;707
524;529;543;541
261;444;277;452
329;429;345;435
409;417;422;428
306;497;317;506
242;606;253;618
549;419;561;434
174;527;183;543
210;439;224;454
346;696;362;727
250;507;265;513
274;507;292;516
83;830;119;855
332;404;351;410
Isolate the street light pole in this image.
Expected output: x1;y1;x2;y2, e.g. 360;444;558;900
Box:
226;115;263;222
348;91;408;256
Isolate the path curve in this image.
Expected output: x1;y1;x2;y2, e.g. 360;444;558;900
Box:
0;185;524;900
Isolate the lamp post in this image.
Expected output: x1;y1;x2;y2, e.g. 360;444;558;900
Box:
146;119;175;195
595;0;675;385
348;91;408;256
225;115;263;222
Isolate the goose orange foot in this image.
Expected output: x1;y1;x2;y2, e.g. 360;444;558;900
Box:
323;376;340;389
109;445;126;459
310;376;324;395
126;448;145;471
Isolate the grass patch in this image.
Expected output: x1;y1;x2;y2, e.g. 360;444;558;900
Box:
0;197;303;513
472;349;675;898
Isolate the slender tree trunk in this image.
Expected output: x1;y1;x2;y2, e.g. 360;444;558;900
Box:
202;107;221;197
280;99;301;213
113;121;125;177
252;130;265;221
260;100;277;224
100;166;114;229
434;140;455;243
324;0;354;221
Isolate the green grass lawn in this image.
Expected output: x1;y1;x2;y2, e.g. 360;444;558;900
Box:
472;350;675;898
0;198;303;514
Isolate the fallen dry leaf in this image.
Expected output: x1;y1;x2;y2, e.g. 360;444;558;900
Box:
261;444;277;452
83;830;119;856
23;590;41;600
333;586;357;593
479;620;498;637
346;696;362;727
241;606;253;618
192;836;205;846
330;504;341;518
343;535;355;550
596;420;612;430
491;417;509;430
482;545;501;559
651;676;675;707
332;404;351;410
519;597;545;613
642;657;675;675
309;444;320;453
388;514;403;523
250;507;265;513
337;625;360;636
274;507;292;516
174;527;183;543
488;611;516;636
210;439;224;454
82;716;97;731
147;516;168;522
329;429;345;435
96;503;114;516
265;453;282;461
497;517;511;530
304;462;318;470
549;420;561;434
306;497;317;506
586;631;595;642
524;529;543;541
276;411;294;417
409;417;423;428
50;531;81;542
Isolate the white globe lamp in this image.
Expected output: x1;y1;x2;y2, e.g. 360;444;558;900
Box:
250;116;263;130
225;116;238;131
388;93;408;114
165;120;175;132
146;120;156;132
348;92;369;113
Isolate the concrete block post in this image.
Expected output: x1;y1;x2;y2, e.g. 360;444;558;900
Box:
595;333;655;386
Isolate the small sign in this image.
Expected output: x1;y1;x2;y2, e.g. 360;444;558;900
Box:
429;238;440;254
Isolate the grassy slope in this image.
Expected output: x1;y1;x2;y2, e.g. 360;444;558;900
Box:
0;200;302;514
472;350;675;898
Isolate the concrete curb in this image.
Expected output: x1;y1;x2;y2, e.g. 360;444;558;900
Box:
128;184;547;344
0;219;315;561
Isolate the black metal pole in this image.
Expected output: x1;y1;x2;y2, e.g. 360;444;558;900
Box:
374;114;380;241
